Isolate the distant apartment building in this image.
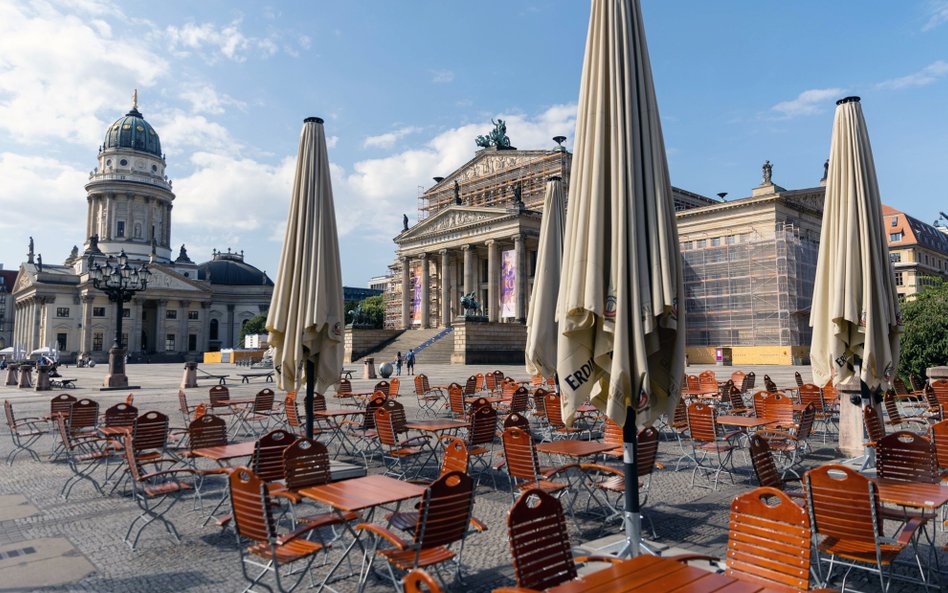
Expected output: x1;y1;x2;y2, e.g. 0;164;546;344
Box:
882;204;948;300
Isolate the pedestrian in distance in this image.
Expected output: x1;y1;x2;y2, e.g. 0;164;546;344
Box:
406;348;415;375
395;351;403;376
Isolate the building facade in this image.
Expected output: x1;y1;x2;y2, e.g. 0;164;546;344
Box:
882;204;948;300
11;94;272;362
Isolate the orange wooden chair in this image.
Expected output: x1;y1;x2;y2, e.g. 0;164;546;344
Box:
414;374;442;417
500;427;577;507
799;383;837;442
66;398;99;436
759;403;816;477
669;396;695;470
580;426;663;535
932;419;948;477
403;569;444;593
805;464;928;591
46;392;77;422
504;489;621;591
671;486;831;592
741;371;756;393
463;375;477;396
687;402;739;490
103;402;138;428
748;434;804;501
763;374;779;393
229;466;328;593
876;431;940;544
932;379;948;412
863;405;886;470
542;392;587;441
208;384;235;416
465;404;497;486
389;377;400;397
375;404;430;479
56;415;112;499
341;392;387;462
277;438;361;535
356;471;477;589
4;399;47;464
178;389;199;425
447;383;466;419
497;385;529;416
794;370;804;388
882;390;930;432
375;380;391;397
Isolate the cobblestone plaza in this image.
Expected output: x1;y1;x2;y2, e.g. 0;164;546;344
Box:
1;363;944;592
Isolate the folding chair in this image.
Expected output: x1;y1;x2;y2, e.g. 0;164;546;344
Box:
403;569;444;593
4;400;47;464
208;384;235;417
111;411;171;495
876;431;940;549
501;427;576;510
46;393;77;422
234;388;278;437
805;464;929;592
447;383;466;420
55;415;112;499
376;404;430;479
389;377;401;397
121;432;195;549
277;438;361;535
229;466;329;593
497;385;529;416
375;380;391;397
687;402;739;490
580;426;662;535
794;371;804;388
758;403;816;477
463;375;477;397
178;390;198;425
465;404;497;486
883;390;931;432
342;393;387;463
505;489;621;591
414;375;442;417
542;392;587;441
103;402;138;429
741;371;756;393
356;471;477;590
748;434;803;500
334;378;358;407
800;383;838;442
66;398;99;436
670;487;828;592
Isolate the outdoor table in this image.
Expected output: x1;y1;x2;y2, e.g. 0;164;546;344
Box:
216;398;259;438
96;426;133;438
313;408;366;457
465;396;506;405
526;554;788;593
191;440;256;463
874;478;948;578
716;416;777;429
680;388;718;400
537;440;616;508
403;418;470;473
299;474;427;592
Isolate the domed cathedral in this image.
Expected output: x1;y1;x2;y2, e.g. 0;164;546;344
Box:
10;91;273;362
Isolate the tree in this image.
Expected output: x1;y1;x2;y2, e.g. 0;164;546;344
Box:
360;295;385;328
240;313;268;343
899;277;948;380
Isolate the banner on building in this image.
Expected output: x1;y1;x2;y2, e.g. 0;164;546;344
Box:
410;264;422;324
501;249;517;318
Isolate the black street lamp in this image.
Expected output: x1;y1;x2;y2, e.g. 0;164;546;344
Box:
88;250;150;388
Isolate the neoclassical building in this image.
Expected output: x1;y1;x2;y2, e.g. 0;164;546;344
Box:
385;128;715;331
11;94;272;362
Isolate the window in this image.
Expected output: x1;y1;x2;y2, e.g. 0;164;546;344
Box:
56;333;67;351
695;239;706;248
122;308;130;318
710;237;721;247
680;241;691;251
116;221;125;238
890;252;901;263
56;307;70;318
891;216;898;227
93;307;105;317
166;309;177;319
210;319;219;341
895;272;903;286
165;334;175;351
725;235;736;245
889;232;903;242
93;332;104;351
188;310;199;320
188;334;197;352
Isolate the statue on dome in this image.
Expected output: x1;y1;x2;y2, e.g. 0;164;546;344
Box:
36;254;43;272
28;236;34;263
475;119;513;149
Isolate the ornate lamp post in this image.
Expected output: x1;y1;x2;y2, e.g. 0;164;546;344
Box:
88;250;150;388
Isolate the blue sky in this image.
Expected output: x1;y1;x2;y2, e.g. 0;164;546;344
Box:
1;0;947;286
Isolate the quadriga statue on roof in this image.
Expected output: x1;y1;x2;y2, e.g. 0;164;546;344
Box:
475;119;512;149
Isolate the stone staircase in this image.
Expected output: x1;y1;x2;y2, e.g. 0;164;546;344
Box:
370;327;455;366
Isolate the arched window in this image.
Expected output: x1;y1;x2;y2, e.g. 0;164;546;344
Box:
210;319;219;341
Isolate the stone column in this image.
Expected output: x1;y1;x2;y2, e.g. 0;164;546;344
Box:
29;298;39;351
486;240;499;322
513;234;527;322
462;245;473;296
178;301;189;352
226;304;236;349
130;298;143;353
80;295;94;356
201;302;211;352
419;254;429;329
440;249;451;327
156;300;168;351
400;257;411;330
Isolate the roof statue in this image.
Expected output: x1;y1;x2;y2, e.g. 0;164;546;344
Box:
28;236;34;264
454;179;462;205
175;243;193;264
36;254;43;272
132;88;138;111
475;118;513;150
402;213;409;231
821;159;829;182
762;160;773;185
513;181;523;205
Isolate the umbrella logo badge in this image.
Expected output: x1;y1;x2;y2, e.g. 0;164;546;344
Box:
604;295;617;319
834;355;847;369
883;362;894;381
636;387;649;411
859;311;867;327
332;322;343;337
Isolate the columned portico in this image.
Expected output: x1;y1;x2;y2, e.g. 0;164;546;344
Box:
440;249;451;326
419;254;430;329
513;233;526;322
400;256;411;330
486;239;499;322
462;245;473;297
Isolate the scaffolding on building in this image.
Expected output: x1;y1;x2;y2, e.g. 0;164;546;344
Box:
682;222;817;348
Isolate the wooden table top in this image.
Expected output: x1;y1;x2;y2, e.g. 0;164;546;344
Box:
313;409;366;418
465;396;507;404
403;419;470;432
298;474;426;512
217;399;256;406
875;478;948;510
538;554;786;593
536;440;616;458
681;388;718;397
97;426;132;437
190;441;255;461
716;416;777;429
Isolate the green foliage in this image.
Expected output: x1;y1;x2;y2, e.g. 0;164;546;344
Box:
343;300;360;325
899;277;948;380
360;295;385;328
240;312;268;343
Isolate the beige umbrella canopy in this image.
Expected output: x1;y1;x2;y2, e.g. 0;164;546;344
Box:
557;0;685;430
810;97;901;391
267;117;344;437
524;176;566;379
556;0;685;557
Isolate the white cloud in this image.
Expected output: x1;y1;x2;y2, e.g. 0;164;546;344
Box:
326;136;339;149
178;84;246;115
0;153;90;263
0;1;167;147
363;127;422;149
164;20;278;63
877;60;948;90
430;69;455;84
152;111;241;156
923;1;948;31
770;88;845;118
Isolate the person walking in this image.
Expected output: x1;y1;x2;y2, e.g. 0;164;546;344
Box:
406;348;415;375
395;351;403;376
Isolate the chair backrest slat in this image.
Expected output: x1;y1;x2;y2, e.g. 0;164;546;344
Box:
468;404;497;447
448;384;465;418
283;438;331;490
502;427;539;482
188;414;227;450
50;393;77;418
338;378;353;395
68;399;99;432
414;471;474;549
374;380;390;397
251;429;294;483
132;411;169;452
876;431;938;484
806;464;881;546
438;436;469;476
749;435;783;490
507;489;577;590
229;467;275;545
104;402;138;428
687;402;717;443
209;385;230;407
932;419;948;470
252;388;275;413
798;384;825;413
864;406;886;444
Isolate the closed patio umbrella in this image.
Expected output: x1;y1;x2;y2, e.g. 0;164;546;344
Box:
524;176;566;379
556;0;685;557
267;117;344;439
810;97;900;454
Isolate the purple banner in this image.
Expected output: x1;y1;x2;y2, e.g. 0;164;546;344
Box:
501;249;516;318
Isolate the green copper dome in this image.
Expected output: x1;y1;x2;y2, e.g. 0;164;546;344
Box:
103;106;162;157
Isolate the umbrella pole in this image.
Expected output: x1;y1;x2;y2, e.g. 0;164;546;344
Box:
618;405;641;558
304;358;315;440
